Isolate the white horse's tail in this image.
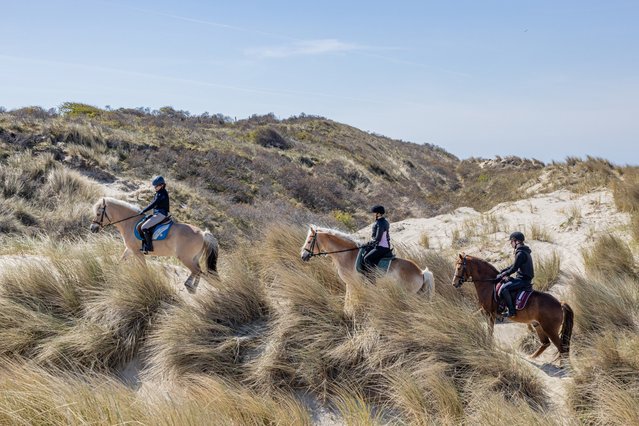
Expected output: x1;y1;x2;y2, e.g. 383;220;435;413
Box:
203;231;219;273
420;268;435;299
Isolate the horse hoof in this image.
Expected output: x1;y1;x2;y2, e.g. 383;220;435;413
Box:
185;282;197;293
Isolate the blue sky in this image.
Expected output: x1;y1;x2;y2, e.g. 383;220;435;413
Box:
1;0;638;165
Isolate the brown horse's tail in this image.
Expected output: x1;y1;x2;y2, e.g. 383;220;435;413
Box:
560;302;574;354
203;231;219;273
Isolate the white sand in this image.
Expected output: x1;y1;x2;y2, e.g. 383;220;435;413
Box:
357;189;632;420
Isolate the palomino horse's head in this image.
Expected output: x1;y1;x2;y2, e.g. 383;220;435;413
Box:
90;198;110;233
452;253;471;288
300;225;320;262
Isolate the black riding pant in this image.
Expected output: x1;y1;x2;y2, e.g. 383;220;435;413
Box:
363;246;391;271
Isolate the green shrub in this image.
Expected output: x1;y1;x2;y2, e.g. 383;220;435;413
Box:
59;102;103;117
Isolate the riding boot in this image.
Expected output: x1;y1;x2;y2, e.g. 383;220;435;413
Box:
143;230;154;253
140;234;148;254
501;290;516;317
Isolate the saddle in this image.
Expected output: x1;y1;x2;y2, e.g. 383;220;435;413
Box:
495;281;534;311
134;215;174;241
355;247;396;274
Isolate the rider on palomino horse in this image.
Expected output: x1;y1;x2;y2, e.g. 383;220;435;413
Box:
362;205;392;281
139;176;170;254
495;231;534;318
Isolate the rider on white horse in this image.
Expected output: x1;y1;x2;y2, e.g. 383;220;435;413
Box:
139;175;170;254
362;205;392;281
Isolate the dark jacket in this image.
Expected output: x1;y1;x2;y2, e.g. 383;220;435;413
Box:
369;217;391;248
500;244;534;282
141;188;170;215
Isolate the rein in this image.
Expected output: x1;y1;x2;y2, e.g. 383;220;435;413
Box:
92;199;142;229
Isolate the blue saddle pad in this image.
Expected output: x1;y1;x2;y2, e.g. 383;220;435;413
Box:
355;247;395;274
134;216;174;241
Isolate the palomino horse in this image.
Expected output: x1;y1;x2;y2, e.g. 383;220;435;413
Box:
452;254;573;360
300;225;434;297
90;197;218;291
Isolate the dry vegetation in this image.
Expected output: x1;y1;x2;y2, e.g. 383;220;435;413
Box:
2;104;637;249
0;227;557;424
1;104;639;424
566;236;639;425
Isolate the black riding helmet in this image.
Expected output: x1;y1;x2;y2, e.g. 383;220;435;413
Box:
370;205;385;215
509;231;525;242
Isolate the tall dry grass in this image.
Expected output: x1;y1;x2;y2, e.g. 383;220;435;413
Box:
0;226;556;423
0;359;312;425
534;250;561;292
143;243;268;384
565;238;639;424
582;234;636;278
0;152;103;239
0;236;176;371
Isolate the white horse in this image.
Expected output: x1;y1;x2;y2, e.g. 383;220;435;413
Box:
300;225;434;302
90;197;218;291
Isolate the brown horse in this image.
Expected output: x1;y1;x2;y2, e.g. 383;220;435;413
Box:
301;225;434;305
90;197;218;292
452;253;573;360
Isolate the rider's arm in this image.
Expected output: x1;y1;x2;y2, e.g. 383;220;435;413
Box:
500;251;526;277
141;194;158;214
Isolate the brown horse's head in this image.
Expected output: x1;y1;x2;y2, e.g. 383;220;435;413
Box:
452;253;471;288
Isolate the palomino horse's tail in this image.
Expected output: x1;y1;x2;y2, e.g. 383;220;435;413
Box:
419;268;435;298
560;302;574;354
203;231;219;273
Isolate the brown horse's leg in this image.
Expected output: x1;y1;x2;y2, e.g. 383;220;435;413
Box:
538;318;563;359
488;313;496;336
530;323;551;358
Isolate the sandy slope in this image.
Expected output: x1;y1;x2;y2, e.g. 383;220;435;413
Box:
363;189;630;420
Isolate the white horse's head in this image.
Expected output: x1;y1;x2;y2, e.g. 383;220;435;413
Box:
89;197;140;233
300;225;318;261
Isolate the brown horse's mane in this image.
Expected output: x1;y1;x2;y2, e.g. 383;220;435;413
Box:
93;197;140;214
467;254;501;277
311;225;363;246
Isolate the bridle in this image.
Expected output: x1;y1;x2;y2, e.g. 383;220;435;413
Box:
453;255;500;288
453;255;469;288
302;228;360;259
92;198;142;229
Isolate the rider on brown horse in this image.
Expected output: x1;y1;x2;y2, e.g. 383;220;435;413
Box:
362;205;392;280
139;175;170;254
495;231;534;318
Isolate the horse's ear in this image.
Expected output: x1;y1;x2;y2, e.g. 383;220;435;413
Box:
458;253;463;260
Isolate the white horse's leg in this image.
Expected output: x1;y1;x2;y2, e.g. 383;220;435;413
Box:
179;254;201;292
122;246;146;264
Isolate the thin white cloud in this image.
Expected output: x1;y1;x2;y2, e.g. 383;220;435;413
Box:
246;39;361;58
0;53;406;105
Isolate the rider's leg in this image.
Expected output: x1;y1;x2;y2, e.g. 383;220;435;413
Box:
140;213;166;253
499;280;517;317
363;248;383;282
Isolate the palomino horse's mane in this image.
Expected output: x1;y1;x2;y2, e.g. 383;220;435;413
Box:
311;225;364;246
93;197;140;214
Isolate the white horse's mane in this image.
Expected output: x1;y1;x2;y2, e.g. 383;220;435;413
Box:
311;225;363;245
94;197;140;214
